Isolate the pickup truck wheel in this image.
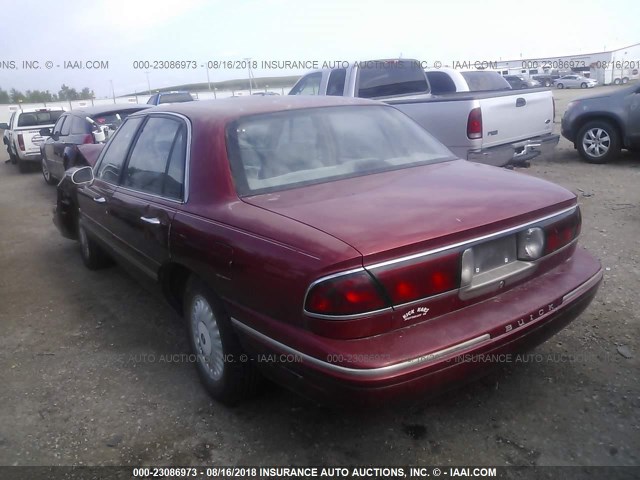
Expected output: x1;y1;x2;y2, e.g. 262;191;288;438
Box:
556;83;564;89
581;82;587;89
41;158;56;185
78;223;112;269
185;277;261;405
577;120;621;164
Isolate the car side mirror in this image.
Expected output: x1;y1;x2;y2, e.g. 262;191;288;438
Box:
0;123;9;130
71;166;94;185
39;127;52;137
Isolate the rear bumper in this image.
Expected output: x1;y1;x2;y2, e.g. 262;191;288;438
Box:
17;149;43;162
233;248;601;406
467;133;559;167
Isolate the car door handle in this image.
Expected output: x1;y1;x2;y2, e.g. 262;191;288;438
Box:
92;196;106;203
516;98;526;107
140;216;161;225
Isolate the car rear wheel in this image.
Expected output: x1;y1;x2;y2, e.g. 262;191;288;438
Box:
185;277;262;405
557;83;564;89
613;78;621;85
577;120;621;164
581;82;587;88
78;223;113;269
544;80;551;87
41;158;56;185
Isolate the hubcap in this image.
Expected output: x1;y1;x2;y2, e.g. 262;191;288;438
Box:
583;128;610;158
191;294;224;381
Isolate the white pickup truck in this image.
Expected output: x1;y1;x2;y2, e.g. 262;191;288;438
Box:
1;108;65;172
289;60;558;167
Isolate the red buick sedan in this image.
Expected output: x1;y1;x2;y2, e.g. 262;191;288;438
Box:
57;96;602;406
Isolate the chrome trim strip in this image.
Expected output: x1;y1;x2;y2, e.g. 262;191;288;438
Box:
368;205;577;270
562;269;603;304
231;318;490;379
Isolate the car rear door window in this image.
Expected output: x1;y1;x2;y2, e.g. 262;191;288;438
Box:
60;116;72;136
95;118;143;184
122;117;186;199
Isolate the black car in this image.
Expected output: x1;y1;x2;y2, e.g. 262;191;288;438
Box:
561;82;640;163
146;91;194;105
40;105;150;184
503;75;541;89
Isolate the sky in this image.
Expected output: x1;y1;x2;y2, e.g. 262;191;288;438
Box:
0;0;638;98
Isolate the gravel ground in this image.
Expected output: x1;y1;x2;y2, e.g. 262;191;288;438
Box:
0;86;638;470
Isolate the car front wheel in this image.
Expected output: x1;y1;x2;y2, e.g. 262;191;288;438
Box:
556;83;564;89
41;158;56;185
185;277;261;405
581;82;587;88
577;120;621;163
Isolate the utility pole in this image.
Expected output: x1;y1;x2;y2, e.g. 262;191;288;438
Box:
110;80;116;104
145;72;151;95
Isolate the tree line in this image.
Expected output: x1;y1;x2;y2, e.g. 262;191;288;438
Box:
0;84;95;104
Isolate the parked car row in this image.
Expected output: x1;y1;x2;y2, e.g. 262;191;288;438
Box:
47;92;602;406
1;91;195;176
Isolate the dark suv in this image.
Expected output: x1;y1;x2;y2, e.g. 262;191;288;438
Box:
146;91;194;105
561;82;640;163
40;104;150;184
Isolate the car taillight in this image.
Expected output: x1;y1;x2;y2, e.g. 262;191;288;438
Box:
82;134;94;144
305;270;388;316
17;134;25;151
543;208;581;255
371;252;460;305
467;107;482;139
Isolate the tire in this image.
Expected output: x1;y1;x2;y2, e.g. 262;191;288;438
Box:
185;277;262;405
41;158;56;185
576;120;621;164
613;78;621;85
581;82;587;89
557;83;564;89
622;77;629;84
78;223;112;269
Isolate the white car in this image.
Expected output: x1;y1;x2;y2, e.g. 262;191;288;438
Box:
0;107;65;172
554;75;597;89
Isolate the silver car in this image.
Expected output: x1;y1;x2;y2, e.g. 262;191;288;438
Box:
554;75;597;89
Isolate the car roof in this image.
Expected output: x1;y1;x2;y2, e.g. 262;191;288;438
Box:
18;107;65;114
140;96;382;122
65;104;152;116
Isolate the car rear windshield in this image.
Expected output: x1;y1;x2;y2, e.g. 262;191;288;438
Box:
460;72;512;91
356;61;429;98
226;105;455;196
90;111;140;129
158;93;193;104
17;110;64;127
